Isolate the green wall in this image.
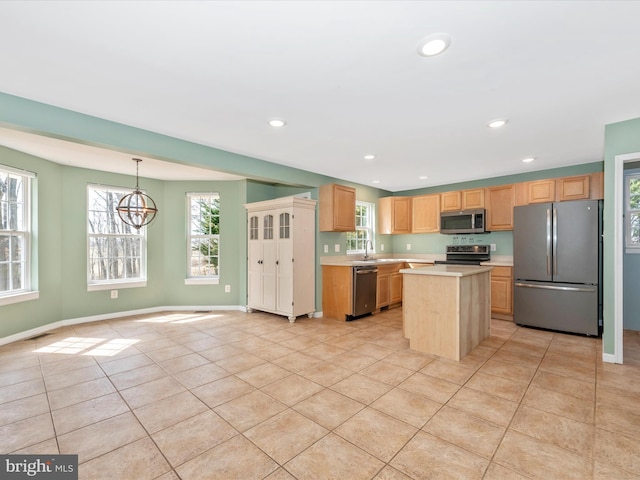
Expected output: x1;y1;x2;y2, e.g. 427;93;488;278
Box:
603;117;640;354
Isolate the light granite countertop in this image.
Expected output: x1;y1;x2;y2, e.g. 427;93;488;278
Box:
399;264;494;277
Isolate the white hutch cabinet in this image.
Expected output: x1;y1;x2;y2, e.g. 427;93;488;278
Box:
245;196;317;322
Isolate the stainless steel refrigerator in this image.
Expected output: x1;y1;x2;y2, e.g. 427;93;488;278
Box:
513;200;602;336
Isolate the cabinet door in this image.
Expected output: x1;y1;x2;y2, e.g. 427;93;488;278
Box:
491;274;513;315
390;271;403;304
319;184;356;231
376;273;390;308
379;197;412;234
485;185;515;231
412;194;440;233
276;210;293;315
247;214;263;308
440;191;461;211
557;175;590;201
261;214;277;311
392;197;412;233
527;180;555;204
462;189;485;209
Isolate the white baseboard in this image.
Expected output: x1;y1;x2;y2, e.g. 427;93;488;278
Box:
602;352;620;364
0;305;246;347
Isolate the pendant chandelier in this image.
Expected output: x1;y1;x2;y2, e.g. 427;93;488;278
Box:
116;158;158;231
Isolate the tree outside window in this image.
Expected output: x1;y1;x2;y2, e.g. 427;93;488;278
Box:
347;201;374;253
626;174;640;252
0;167;31;296
87;185;145;287
188;193;219;278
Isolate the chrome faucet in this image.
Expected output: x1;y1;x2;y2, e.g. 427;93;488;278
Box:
364;239;374;260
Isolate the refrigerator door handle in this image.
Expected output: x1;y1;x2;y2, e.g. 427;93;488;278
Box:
546;208;552;275
515;282;597;293
552;207;558;276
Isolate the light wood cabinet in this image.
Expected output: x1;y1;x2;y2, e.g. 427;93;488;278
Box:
390;271;404;304
319;183;356;232
440;191;461;211
379;197;412;234
246;197;316;322
412;194;440;233
322;266;352;321
527;179;556;203
491;266;513;319
462;189;485;209
591;172;604;200
557;175;590;201
376;262;405;309
441;189;484;212
485;184;515;231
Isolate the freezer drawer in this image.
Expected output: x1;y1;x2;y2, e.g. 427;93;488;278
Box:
514;281;598;336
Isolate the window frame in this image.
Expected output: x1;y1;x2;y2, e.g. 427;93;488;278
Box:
185;192;220;285
625;173;640;253
87;184;147;291
347;200;375;255
0;164;38;305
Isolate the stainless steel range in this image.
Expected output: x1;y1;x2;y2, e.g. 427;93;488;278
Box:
435;244;490;265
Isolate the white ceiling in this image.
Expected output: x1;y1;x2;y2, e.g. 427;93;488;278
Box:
1;1;640;191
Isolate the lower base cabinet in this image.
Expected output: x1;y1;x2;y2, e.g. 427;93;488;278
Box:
377;263;404;309
491;266;513;320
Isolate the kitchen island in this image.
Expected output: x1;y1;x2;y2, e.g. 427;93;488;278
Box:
400;265;493;361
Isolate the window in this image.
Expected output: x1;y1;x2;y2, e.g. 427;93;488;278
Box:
0;165;36;303
626;173;640;252
347;201;374;253
187;193;219;283
87;185;146;290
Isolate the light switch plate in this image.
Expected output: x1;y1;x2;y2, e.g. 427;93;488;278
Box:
110;290;118;299
491;243;497;251
225;285;231;293
334;244;340;253
406;244;412;251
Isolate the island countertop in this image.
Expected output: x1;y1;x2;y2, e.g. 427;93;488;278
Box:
399;265;493;277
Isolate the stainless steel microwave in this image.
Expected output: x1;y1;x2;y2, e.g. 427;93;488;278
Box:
440;208;487;234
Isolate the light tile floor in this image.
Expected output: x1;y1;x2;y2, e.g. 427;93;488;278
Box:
1;309;639;479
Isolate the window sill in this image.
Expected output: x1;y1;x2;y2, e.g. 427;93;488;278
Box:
185;278;220;285
0;291;40;307
87;281;147;292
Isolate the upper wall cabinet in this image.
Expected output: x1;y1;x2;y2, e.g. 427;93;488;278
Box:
557;175;590;201
412;194;440;233
379;196;412;234
485;184;515;231
440;191;461;211
440;188;484;211
461;189;485;209
319;183;356;232
526;179;556;204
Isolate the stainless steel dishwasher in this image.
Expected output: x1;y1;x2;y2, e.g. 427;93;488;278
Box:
351;265;378;318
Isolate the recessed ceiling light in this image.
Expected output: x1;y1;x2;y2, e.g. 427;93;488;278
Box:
488;119;508;129
268;119;286;128
522;157;535;163
417;33;451;57
364;154;375;160
419;176;429;180
372;180;380;184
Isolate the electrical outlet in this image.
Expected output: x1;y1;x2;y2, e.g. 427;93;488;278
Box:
406;244;412;251
224;285;231;293
110;290;118;299
323;244;329;253
380;244;384;251
334;244;340;253
490;243;497;252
